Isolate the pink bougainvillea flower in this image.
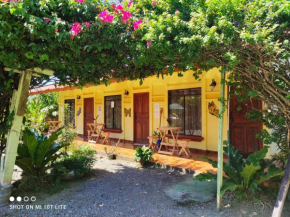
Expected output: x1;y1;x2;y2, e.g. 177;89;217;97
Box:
117;5;123;10
99;9;108;18
44;18;50;22
128;0;133;8
122;11;132;22
71;35;75;40
99;9;114;23
152;1;157;6
175;9;179;15
147;41;151;48
133;19;142;30
71;22;82;36
104;14;114;22
75;0;84;2
113;4;124;13
84;22;92;27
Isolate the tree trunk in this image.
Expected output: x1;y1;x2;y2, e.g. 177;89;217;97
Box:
272;128;290;217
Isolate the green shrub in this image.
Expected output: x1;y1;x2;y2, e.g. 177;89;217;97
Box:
72;145;96;157
15;175;65;194
24;92;59;133
15;174;54;192
16;128;65;176
52;146;96;179
59;123;78;150
135;146;154;162
194;144;284;197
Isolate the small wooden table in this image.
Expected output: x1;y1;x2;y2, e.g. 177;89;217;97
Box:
87;123;105;143
157;126;182;155
48;121;60;132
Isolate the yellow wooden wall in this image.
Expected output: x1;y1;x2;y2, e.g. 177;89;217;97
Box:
58;69;228;152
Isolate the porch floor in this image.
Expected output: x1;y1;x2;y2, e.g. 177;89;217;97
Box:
75;137;218;174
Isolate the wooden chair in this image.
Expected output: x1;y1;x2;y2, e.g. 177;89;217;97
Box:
102;132;111;145
178;139;191;157
48;121;60;132
147;136;158;151
90;132;101;142
87;124;104;143
87;130;93;140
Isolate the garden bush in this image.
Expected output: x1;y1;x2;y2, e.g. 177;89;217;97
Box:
135;146;154;163
24;92;59;133
14;174;54;192
14;175;65;194
16;128;65;176
194;144;284;198
52;146;96;179
59;123;78;151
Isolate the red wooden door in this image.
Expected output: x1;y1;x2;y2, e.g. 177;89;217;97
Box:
134;93;149;143
84;98;94;137
230;96;263;154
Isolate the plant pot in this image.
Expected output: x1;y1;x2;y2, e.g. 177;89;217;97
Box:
107;153;115;160
157;140;162;148
137;160;145;168
0;185;11;207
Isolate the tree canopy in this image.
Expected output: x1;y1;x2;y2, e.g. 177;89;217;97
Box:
1;0;287;81
1;0;289;153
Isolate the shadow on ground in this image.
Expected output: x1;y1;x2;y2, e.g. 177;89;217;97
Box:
1;155;290;217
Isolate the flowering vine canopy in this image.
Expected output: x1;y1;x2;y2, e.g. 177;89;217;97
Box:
1;2;289;214
0;0;289;89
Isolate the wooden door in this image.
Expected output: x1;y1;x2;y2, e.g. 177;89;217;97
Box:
84;98;94;137
230;96;263;154
134;93;149;143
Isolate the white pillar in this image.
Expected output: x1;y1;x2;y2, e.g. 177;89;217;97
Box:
217;71;226;211
0;71;32;205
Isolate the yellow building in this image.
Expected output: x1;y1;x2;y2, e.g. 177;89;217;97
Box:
32;68;272;156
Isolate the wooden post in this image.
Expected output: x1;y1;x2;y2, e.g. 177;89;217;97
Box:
272;129;290;217
227;130;231;166
0;71;32;204
217;71;226;211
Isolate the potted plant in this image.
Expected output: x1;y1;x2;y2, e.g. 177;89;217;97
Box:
153;130;162;148
134;146;154;168
103;138;122;160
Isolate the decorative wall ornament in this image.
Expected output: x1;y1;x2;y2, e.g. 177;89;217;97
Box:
124;89;129;97
77;107;81;116
208;101;219;117
124;108;131;117
209;79;217;91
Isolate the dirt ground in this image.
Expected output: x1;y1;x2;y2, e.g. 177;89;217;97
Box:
1;155;289;217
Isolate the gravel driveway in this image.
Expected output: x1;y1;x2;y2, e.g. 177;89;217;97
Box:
1;155;289;217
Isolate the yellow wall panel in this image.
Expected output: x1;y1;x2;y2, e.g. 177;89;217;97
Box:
58;69;228;152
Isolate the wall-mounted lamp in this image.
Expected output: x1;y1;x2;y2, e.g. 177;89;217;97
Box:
76;95;81;100
209;79;217;91
124;89;129;97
